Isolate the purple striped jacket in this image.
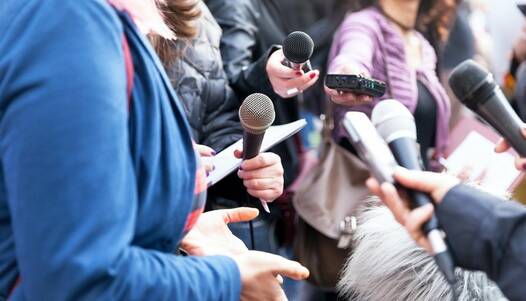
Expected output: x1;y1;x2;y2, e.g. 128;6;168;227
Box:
328;7;451;157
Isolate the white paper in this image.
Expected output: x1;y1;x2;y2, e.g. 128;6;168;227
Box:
444;131;520;194
205;119;307;186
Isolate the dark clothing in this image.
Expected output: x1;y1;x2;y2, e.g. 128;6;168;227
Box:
0;1;240;300
168;3;242;151
205;0;343;186
438;184;526;301
414;81;437;169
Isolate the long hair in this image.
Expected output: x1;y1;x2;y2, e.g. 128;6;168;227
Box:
150;0;201;68
337;201;507;301
107;0;174;39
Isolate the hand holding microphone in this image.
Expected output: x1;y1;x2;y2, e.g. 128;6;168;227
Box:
266;31;319;98
238;93;282;212
370;99;457;288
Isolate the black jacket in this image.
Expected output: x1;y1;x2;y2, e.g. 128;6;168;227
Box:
437;184;526;301
167;3;242;151
206;0;345;186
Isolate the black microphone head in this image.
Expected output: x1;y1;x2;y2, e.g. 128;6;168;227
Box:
448;59;496;109
283;31;314;64
239;93;276;134
371;99;417;143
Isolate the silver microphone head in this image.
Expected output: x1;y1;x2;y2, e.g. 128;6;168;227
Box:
239;93;276;134
371;99;417;143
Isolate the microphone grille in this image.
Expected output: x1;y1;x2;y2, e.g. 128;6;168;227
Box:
371;99;417;143
448;59;492;104
283;31;314;64
239;93;276;134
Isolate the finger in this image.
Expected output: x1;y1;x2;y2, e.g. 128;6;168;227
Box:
247;189;282;201
394;168;443;194
379;182;410;225
404;204;434;250
276;275;284;285
221;207;260;224
515;156;526;171
281;70;319;90
494;138;510;153
243;178;280;190
522;127;526;139
234;149;243;159
195;144;216;157
241;153;281;171
238;166;284;180
257;253;309;280
267;51;301;79
203;161;214;173
296;71;320;91
365;177;382;196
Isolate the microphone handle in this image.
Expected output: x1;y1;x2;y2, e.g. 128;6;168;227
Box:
242;131;265;160
389;138;439;234
281;58;312;72
475;88;526;157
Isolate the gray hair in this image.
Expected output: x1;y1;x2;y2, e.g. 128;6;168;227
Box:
337;201;507;301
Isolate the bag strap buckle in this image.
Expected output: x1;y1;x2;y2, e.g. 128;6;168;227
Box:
337;216;356;249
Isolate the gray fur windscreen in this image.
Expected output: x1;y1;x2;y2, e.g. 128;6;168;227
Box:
238;93;275;134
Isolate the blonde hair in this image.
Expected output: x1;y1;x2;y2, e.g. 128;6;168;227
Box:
107;0;174;39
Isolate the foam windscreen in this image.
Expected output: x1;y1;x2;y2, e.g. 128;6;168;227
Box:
239;93;275;134
371;99;417;143
283;31;314;64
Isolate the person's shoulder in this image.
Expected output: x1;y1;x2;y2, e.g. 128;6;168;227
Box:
0;0;120;36
341;7;383;34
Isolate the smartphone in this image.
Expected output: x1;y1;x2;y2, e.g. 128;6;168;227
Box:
325;74;386;97
342;111;397;184
518;4;526;16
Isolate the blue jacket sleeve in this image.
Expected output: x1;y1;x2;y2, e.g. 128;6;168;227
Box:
437;184;526;301
0;1;240;300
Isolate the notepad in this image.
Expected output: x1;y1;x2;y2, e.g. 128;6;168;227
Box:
205;119;307;186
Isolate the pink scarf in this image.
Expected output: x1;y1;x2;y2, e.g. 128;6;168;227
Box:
107;0;174;39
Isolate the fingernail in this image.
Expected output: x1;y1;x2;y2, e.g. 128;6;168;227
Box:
522;163;526;170
296;71;302;76
310;72;316;79
213;165;216;171
206;171;210;177
239;166;243;171
211;151;216;156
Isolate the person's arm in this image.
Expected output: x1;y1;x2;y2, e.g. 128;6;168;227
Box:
206;0;276;98
2;2;240;300
328;14;376;76
437;185;526;300
325;13;377;106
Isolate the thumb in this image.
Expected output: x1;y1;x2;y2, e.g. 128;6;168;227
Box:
394;167;440;194
234;149;243;159
222;207;259;224
254;252;309;280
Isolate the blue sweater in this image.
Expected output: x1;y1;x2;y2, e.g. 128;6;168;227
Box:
0;1;240;300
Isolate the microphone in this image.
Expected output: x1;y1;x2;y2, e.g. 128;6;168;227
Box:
342;111;398;184
371;99;457;288
449;59;526;156
282;31;314;72
239;93;276;213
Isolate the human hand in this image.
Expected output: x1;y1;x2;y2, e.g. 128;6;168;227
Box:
494;127;526;170
235;150;284;202
195;144;216;173
365;168;459;251
180;207;258;256
266;48;319;98
235;251;309;301
324;65;373;106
